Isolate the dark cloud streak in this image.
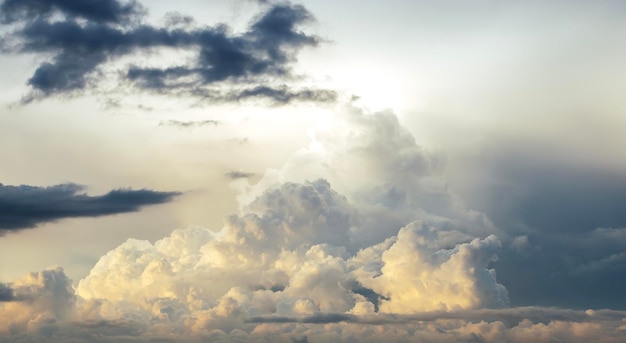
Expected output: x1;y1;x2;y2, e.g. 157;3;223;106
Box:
0;182;180;233
247;307;626;326
223;85;337;104
226;171;255;180
159;119;220;128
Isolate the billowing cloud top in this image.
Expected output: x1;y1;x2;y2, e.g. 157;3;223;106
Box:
0;0;336;104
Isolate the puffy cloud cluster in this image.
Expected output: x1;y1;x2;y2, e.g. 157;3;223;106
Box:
238;106;500;249
0;0;335;104
2;107;621;342
364;226;508;313
0;267;75;335
74;175;506;320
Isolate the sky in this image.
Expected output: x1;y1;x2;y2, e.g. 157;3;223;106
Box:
1;0;626;342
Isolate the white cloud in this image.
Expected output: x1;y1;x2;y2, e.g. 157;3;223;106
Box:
365;223;509;313
5;106;619;342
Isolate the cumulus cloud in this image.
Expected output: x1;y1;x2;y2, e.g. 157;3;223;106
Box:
1;106;621;342
0;106;518;342
0;0;335;104
0;182;180;233
0;267;75;334
67;108;508;333
237;106;499;248
364;226;509;313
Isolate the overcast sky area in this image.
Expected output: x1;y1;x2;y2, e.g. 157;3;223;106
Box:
1;0;626;342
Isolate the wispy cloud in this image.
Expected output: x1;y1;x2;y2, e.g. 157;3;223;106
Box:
225;171;255;179
159;119;220;128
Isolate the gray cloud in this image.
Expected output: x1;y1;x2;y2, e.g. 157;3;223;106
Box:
0;0;144;25
137;84;338;106
221;85;337;105
574;251;626;275
475;153;626;235
6;305;622;342
0;182;180;233
0;283;14;302
225;171;255;180
0;0;335;104
247;307;626;326
493;229;626;309
246;312;355;324
448;145;626;309
158;119;220;128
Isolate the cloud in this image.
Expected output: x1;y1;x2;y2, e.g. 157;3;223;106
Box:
226;171;255;180
158;119;220;128
248;307;626;325
365;227;509;313
2;293;626;343
221;86;337;105
59;107;506;338
490;226;626;309
0;267;75;334
443;138;626;309
0;0;335;105
0;182;180;233
0;106;623;342
237;106;498;249
0;284;15;302
0;0;144;25
574;251;626;275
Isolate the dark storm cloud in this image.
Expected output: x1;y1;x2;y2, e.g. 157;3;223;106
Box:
0;0;335;104
494;228;626;309
0;182;180;233
0;283;15;302
455;148;626;309
486;159;626;235
0;0;144;25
